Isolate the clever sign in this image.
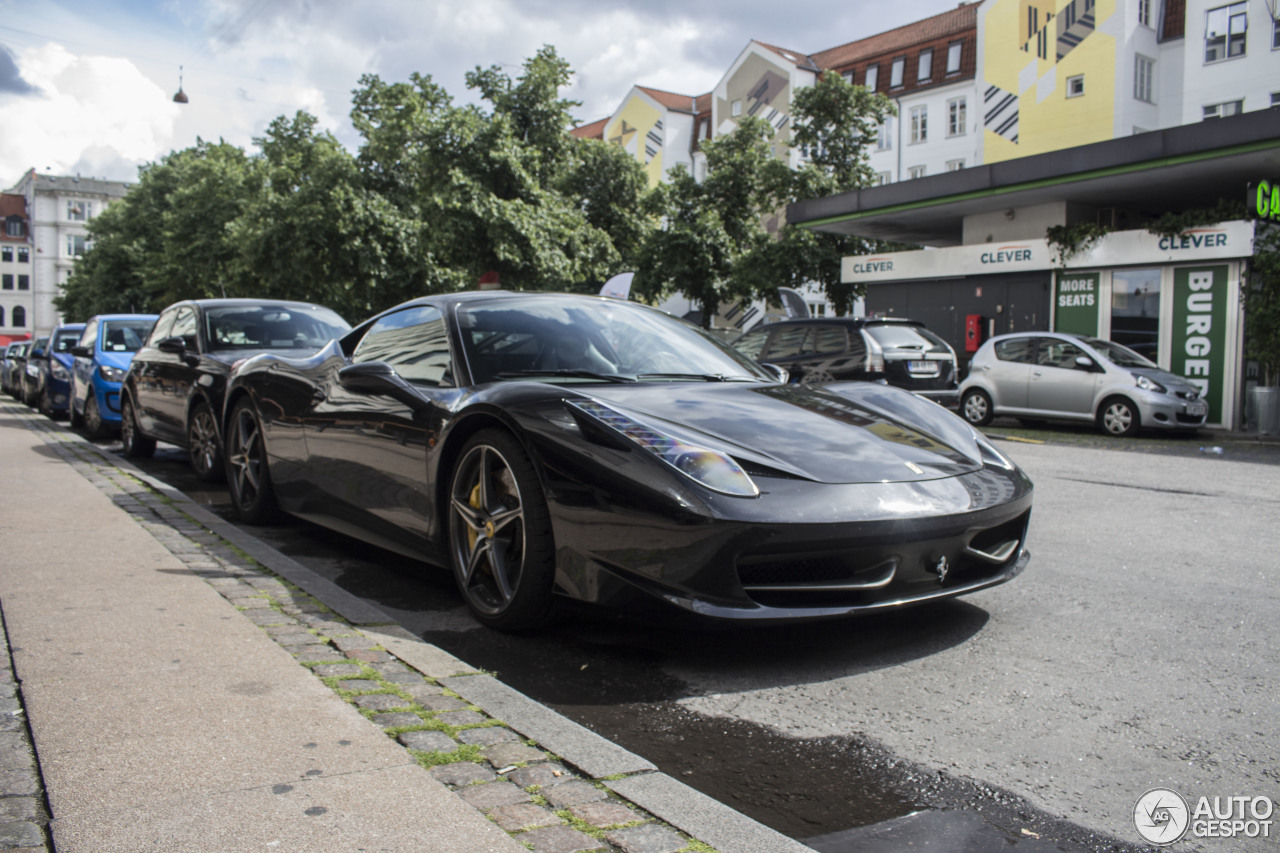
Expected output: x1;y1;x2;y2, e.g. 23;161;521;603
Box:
1249;180;1279;223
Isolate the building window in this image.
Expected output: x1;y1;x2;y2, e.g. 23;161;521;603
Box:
874;171;892;186
876;117;893;151
947;41;963;74
1;247;10;262
0;307;5;326
947;97;967;136
864;64;879;92
809;303;828;318
1205;2;1248;62
908;165;927;179
1202;99;1244;118
917;48;933;81
1134;55;1155;103
1067;74;1085;97
67;234;89;257
890;56;905;88
1139;0;1152;27
18;275;28;291
731;100;742;117
66;200;94;222
16;247;27;263
946;159;965;171
1273;92;1280;106
12;306;24;327
2;274;11;290
909;106;927;143
3;217;22;238
843;70;855;84
1273;18;1279;49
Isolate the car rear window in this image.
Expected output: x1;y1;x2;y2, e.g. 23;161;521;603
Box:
761;326;811;359
865;324;948;352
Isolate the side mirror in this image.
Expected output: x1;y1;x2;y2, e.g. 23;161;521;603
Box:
70;345;92;358
156;336;186;355
760;363;790;383
338;361;433;420
1075;355;1096;370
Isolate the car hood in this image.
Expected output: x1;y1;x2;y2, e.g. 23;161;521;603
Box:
95;350;138;372
583;381;990;485
1128;366;1201;394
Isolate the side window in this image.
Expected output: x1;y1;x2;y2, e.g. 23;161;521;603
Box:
147;310;177;346
761;326;811;360
733;328;770;361
353;305;452;387
994;338;1036;364
1037;340;1085;369
813;326;848;355
170;307;198;351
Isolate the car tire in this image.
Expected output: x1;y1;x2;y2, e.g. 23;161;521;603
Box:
1098;396;1140;437
225;399;279;524
187;402;225;483
447;429;556;631
120;396;156;458
961;389;994;427
83;394;110;440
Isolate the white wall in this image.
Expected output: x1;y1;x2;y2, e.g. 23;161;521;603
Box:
1179;0;1280;124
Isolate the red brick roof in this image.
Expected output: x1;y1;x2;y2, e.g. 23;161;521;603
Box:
571;117;608;139
811;3;979;68
636;86;703;113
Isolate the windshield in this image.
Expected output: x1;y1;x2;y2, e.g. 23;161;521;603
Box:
458;296;772;384
205;305;350;350
865;323;949;352
101;320;154;353
1081;337;1156;368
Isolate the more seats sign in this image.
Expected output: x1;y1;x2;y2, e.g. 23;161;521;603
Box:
1250;180;1280;223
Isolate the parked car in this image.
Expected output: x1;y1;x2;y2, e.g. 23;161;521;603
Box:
958;332;1209;437
221;291;1032;631
730;317;959;406
19;336;48;407
121;298;351;481
2;341;31;397
69;314;158;438
31;323;86;418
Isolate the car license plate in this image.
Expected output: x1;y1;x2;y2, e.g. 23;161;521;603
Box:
907;361;939;375
1186;401;1207;417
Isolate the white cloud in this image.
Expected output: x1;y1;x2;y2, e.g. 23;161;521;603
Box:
0;43;179;185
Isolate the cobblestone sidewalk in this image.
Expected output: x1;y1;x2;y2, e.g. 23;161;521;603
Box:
1;402;715;853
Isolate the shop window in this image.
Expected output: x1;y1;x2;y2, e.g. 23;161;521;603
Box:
917;48;933;82
1205;2;1248;62
1134;55;1155;103
1111;268;1162;361
890;56;905;89
864;64;879;92
947;97;967;136
946;41;963;74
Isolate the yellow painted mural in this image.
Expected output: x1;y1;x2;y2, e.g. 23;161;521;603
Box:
982;0;1116;164
717;52;794;160
605;93;665;187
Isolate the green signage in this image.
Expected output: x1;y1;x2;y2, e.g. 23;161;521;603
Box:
1054;272;1100;335
1249;180;1280;223
1171;265;1228;424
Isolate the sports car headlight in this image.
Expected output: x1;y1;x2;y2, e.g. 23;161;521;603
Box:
51;361;70;381
98;364;127;383
567;399;760;497
1132;373;1166;393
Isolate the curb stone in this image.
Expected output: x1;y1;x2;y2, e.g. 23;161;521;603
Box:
2;400;812;853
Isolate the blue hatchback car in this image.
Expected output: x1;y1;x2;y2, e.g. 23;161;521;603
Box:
36;323;86;418
69;314;157;438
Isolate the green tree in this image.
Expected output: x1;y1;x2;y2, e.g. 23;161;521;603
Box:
634;116;791;327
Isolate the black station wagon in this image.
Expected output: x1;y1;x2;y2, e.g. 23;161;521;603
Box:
731;317;959;406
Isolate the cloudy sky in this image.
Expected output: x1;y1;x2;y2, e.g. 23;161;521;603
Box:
1;0;961;189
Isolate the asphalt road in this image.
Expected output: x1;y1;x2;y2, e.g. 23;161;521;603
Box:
112;422;1280;852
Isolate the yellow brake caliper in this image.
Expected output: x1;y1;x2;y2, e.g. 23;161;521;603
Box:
467;483;482;551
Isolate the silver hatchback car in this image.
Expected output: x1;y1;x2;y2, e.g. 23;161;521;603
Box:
959;332;1208;437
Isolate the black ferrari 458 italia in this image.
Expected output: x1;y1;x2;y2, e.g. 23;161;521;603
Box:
222;291;1032;630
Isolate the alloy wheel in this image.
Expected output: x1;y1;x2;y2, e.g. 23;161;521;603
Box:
449;444;528;618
